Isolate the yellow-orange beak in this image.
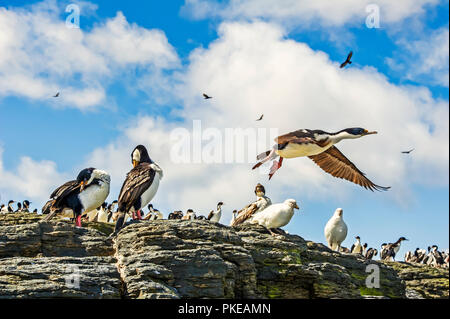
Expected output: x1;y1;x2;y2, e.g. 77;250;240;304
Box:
363;130;378;135
133;160;139;168
294;203;299;209
79;181;85;192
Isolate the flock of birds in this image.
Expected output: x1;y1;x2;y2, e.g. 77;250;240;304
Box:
3;51;438;268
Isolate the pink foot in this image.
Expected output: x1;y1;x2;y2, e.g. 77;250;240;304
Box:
75;215;82;227
136;210;142;220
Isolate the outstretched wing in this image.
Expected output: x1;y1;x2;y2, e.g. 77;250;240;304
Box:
118;163;156;212
347;51;353;61
308;146;390;192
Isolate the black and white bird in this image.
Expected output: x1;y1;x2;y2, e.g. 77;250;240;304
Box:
182;209;196;220
41;168;111;227
22;200;31;213
113;145;163;235
351;236;363;254
402;149;415;154
196;215;207;220
230;210;239;226
231;183;272;226
6;200;14;212
208;202;223;223
0;204;5;214
145;204;163;220
32;208;38;214
168;210;183;220
365;248;378;260
203;93;212;99
381;237;408;261
53;92;60;98
252;128;390;191
324;208;348;252
256;114;264;121
15;202;22;213
340;51;353;68
97;202;109;223
247;199;299;236
107;200;118;222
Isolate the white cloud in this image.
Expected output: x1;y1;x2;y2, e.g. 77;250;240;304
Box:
0;0;180;110
0;147;69;205
386;26;449;87
181;0;441;28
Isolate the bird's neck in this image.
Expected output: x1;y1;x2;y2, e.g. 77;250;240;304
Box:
329;131;359;144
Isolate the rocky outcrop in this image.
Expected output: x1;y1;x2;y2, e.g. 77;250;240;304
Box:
386;262;449;299
113;221;405;299
0;213;448;299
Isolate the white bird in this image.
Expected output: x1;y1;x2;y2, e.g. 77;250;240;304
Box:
97;202;109;223
324;208;348;252
248;199;299;236
208;202;223;223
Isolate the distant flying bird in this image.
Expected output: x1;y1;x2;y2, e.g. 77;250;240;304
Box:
53;92;60;98
256;114;264;121
203;93;212;99
340;51;353;68
402;149;415;154
252;128;390;191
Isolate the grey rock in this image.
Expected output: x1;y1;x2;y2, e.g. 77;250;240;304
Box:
0;256;121;298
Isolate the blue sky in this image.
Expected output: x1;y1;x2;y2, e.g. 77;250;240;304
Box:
0;0;448;257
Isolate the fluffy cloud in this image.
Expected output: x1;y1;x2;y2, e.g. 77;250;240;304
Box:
181;0;441;27
0;147;69;205
386;26;449;87
0;0;179;110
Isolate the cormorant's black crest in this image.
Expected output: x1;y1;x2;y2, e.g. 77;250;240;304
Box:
340;128;366;136
132;145;152;164
76;168;95;183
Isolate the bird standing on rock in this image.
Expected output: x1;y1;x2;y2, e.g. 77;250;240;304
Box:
112;145;163;236
324;208;348;252
231;183;272;226
248;199;299;236
208;202;223;223
42;168;111;227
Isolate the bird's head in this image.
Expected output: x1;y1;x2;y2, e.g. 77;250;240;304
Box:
285;199;299;210
187;209;194;214
131;145;152;168
432;245;438;251
217;202;224;208
355;236;361;240
254;183;266;197
101;202;107;209
399;237;408;242
77;168;110;191
381;243;387;248
8;200;14;205
17;202;22;208
334;208;344;217
23;200;31;207
339;128;378;139
363;243;368;248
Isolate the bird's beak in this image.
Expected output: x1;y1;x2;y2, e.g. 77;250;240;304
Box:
132;160;139;168
294;204;299;209
363;130;377;135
